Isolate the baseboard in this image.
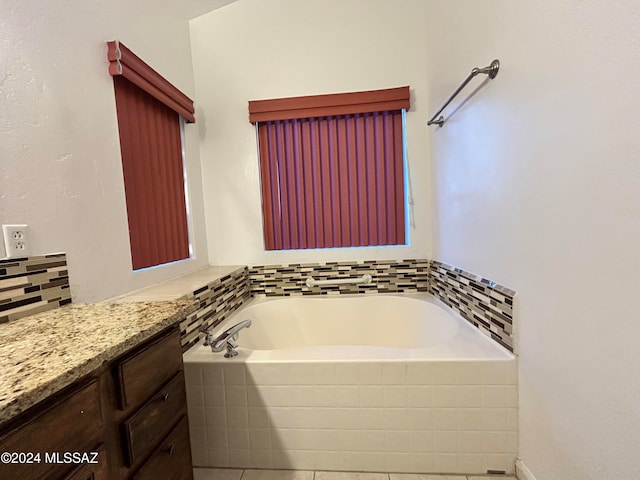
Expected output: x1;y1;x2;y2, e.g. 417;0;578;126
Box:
515;459;537;480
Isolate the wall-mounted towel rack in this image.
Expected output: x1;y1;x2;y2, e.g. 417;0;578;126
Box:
427;59;500;127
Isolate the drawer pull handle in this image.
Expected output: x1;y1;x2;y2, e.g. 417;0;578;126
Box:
166;444;175;456
161;393;169;403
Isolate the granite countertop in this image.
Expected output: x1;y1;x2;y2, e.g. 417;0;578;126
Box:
0;300;196;425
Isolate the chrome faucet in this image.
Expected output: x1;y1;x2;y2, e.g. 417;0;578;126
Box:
200;319;252;358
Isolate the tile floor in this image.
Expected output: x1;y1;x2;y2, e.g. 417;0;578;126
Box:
193;468;517;480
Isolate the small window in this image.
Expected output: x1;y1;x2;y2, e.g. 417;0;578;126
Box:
107;41;195;270
249;87;410;250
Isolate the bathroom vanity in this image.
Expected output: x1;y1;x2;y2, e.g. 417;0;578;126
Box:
0;301;196;480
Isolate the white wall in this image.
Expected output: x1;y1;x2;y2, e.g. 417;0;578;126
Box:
0;0;210;301
190;0;432;266
425;1;640;479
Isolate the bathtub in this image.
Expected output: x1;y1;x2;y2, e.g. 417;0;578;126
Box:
183;293;518;475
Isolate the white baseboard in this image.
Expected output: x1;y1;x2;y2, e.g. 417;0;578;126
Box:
516;459;537;480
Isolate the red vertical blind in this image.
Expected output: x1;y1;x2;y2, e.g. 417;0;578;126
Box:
113;76;190;270
250;87;409;251
256;111;405;250
108;41;194;270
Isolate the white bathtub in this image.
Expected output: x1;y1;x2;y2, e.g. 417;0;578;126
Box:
183;293;518;475
186;293;513;362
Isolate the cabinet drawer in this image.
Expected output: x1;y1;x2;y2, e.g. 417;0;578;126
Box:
116;328;182;410
0;380;103;480
133;417;193;480
123;373;186;466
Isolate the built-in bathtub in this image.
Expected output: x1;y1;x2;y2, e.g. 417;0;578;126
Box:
183;293;518;475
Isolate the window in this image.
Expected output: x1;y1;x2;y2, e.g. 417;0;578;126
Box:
107;41;195;270
249;86;410;251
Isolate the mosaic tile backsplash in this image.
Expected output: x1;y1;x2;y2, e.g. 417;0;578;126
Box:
247;258;515;353
430;260;515;352
249;259;430;296
178;267;250;351
0;254;72;324
175;259;515;354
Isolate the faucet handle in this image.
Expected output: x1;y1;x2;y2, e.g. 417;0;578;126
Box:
202;331;214;347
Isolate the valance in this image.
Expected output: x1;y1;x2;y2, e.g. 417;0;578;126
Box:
107;40;195;123
248;86;410;123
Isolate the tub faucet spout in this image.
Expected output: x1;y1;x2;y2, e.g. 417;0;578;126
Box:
203;319;252;358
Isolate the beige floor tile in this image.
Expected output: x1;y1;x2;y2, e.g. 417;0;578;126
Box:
242;469;314;480
468;477;516;480
193;468;244;480
389;475;466;480
315;472;389;480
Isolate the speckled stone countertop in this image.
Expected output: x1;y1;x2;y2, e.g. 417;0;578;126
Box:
0;300;196;425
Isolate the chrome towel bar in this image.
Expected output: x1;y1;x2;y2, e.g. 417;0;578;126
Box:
427;59;500;127
305;274;372;288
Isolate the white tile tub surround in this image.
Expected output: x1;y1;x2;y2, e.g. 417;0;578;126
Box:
184;360;518;475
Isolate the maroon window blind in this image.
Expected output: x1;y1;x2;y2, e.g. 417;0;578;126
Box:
108;42;192;270
249;87;409;251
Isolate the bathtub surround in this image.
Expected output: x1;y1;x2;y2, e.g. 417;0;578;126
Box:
184;357;518;474
429;261;514;352
178;268;251;351
184;289;517;474
249;260;430;296
0;253;71;324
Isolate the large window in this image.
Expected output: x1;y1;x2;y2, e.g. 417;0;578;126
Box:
107;41;195;270
249;86;410;251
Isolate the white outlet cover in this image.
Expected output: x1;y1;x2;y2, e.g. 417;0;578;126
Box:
2;224;30;259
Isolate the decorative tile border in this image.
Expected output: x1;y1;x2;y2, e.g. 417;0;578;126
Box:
249;259;430;296
178;267;250;351
0;254;72;324
429;260;515;352
179;259;515;354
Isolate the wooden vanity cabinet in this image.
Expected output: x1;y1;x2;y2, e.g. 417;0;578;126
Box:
61;444;109;480
0;325;193;480
110;326;193;480
0;377;106;480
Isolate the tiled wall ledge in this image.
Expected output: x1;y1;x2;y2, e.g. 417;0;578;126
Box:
249;259;430;296
115;266;250;351
430;260;515;352
0;253;71;324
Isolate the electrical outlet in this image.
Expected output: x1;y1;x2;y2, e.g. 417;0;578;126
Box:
2;224;30;258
